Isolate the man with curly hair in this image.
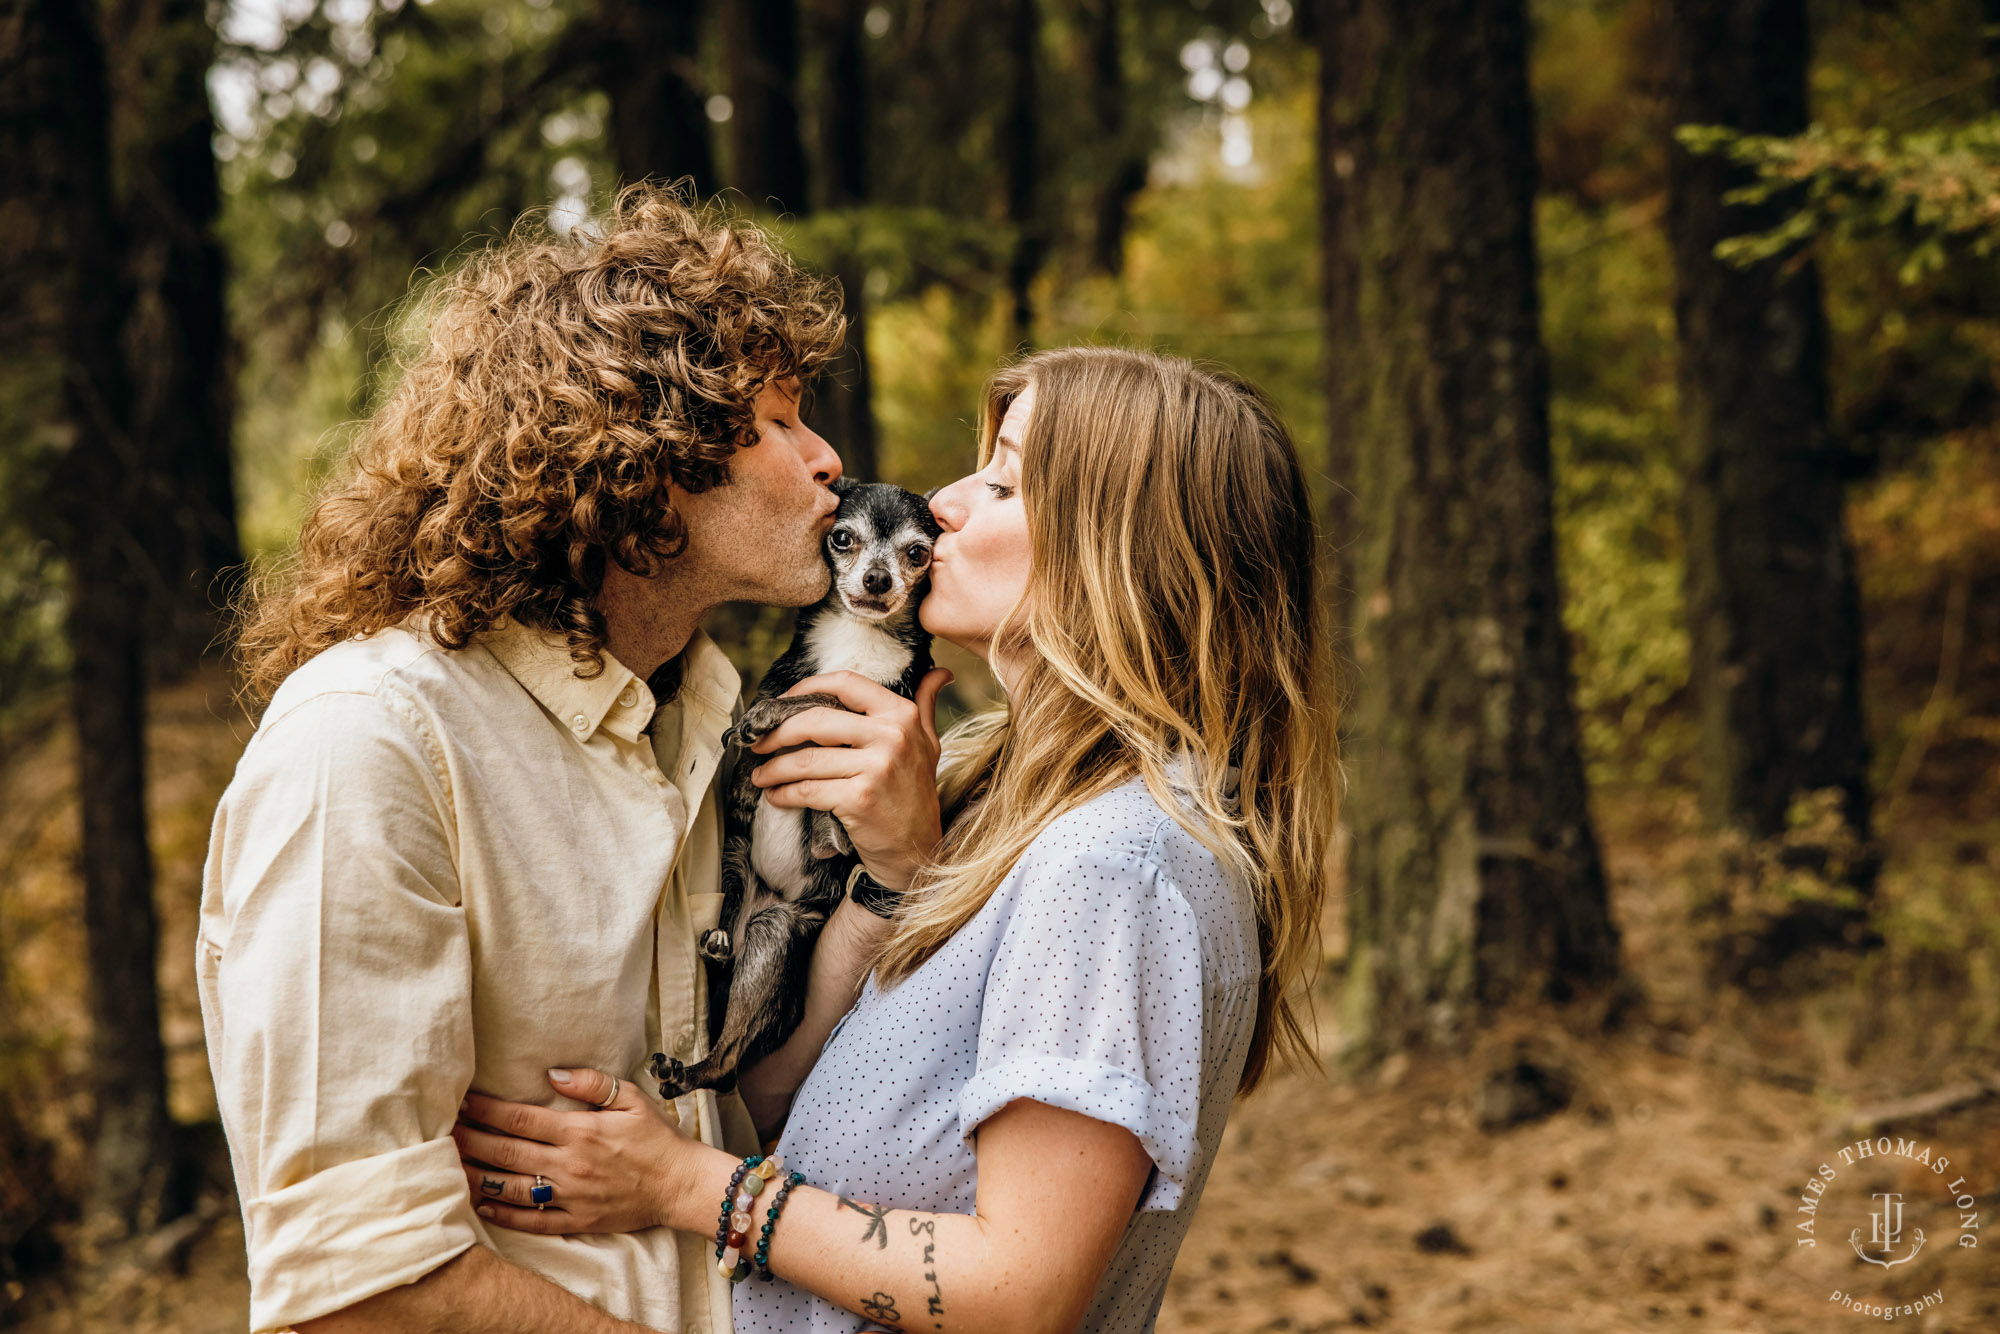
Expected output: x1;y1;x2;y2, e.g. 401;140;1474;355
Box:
198;189;860;1332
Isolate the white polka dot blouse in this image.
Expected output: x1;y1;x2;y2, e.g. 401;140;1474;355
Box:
734;767;1262;1333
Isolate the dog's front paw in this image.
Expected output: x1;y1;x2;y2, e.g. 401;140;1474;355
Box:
698;928;733;963
726;693;845;753
725;698;792;751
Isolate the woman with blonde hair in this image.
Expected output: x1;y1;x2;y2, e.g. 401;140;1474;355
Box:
454;345;1341;1333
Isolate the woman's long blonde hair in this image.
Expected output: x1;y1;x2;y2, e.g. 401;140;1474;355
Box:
874;346;1341;1095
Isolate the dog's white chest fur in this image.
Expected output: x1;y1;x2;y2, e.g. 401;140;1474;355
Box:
804;613;914;685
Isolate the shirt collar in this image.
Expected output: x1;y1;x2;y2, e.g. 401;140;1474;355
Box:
480;618;740;746
1166;747;1243;815
678;629;745;720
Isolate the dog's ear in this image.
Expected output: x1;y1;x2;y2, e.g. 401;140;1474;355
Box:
830;476;856;497
922;486;941;500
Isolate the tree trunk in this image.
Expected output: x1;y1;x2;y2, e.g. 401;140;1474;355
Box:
68;521;178;1233
1001;0;1043;350
1987;0;2000;106
599;0;716;195
1083;0;1146;276
1664;0;1869;841
1314;0;1620;1061
2;0;180;1233
817;258;879;478
808;0;878;480
814;0;865;209
103;0;243;678
722;0;809;212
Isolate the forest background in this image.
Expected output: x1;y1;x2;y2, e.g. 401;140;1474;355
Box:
1;0;1997;1330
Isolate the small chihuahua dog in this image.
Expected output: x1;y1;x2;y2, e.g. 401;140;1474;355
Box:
652;478;941;1098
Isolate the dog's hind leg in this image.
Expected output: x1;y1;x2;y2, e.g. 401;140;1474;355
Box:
700;839;758;1047
703;834;755;965
654;897;827;1099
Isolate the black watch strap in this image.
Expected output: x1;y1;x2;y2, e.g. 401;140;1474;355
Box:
849;868;906;919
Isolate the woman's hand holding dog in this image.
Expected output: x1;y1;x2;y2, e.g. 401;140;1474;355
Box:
746;667;953;889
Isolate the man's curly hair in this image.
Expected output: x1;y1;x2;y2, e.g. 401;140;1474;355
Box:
237;185;844;702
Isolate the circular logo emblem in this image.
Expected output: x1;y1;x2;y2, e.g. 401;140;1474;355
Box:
1791;1134;1981;1320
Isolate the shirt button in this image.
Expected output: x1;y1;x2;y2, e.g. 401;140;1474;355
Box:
673;1033;695;1059
571;713;588;732
618;686;637;708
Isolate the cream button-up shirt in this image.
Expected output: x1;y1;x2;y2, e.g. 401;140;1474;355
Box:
197;618;757;1332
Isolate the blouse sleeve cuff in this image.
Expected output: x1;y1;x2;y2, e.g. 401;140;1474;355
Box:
242;1136;480;1331
958;1056;1198;1212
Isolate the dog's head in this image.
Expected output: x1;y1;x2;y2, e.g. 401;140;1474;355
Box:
822;478;942;622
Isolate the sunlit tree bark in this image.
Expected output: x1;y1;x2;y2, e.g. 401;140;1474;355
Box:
1313;0;1620;1059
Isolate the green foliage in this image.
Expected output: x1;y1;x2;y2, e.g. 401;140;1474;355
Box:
213;0;1313;553
27;0;1978;814
214;0;669;553
204;0;1702;793
1678;118;2000;284
1861;821;2000;1052
1529;0;1667;205
1044;56;1327;484
1539;196;1692;786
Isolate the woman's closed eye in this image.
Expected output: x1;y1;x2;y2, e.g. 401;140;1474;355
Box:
985;481;1015;498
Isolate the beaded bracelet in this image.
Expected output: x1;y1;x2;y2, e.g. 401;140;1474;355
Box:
714;1154;760;1277
717;1154;782;1282
754;1170;807;1280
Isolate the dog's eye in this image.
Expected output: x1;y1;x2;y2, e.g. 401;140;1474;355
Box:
829;530;854;551
906;545;931;566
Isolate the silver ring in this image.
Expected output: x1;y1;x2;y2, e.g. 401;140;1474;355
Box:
594;1075;620;1110
531;1174;552;1209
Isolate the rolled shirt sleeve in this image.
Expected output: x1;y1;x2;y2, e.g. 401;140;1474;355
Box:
199;686;479;1331
956;832;1206;1211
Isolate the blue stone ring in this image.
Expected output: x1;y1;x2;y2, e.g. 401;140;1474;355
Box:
531;1175;553;1209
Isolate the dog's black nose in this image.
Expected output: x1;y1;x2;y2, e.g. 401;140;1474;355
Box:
862;567;892;596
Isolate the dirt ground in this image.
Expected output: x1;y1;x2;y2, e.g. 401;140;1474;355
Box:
5;672;1998;1333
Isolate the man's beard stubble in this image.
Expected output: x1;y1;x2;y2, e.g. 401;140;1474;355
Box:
734;510;831;609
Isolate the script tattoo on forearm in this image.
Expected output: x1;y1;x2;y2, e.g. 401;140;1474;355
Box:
909;1216;945;1324
839;1195;893;1249
480;1177;504;1197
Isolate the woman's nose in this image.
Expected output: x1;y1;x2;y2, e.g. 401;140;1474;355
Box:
930;479;968;531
